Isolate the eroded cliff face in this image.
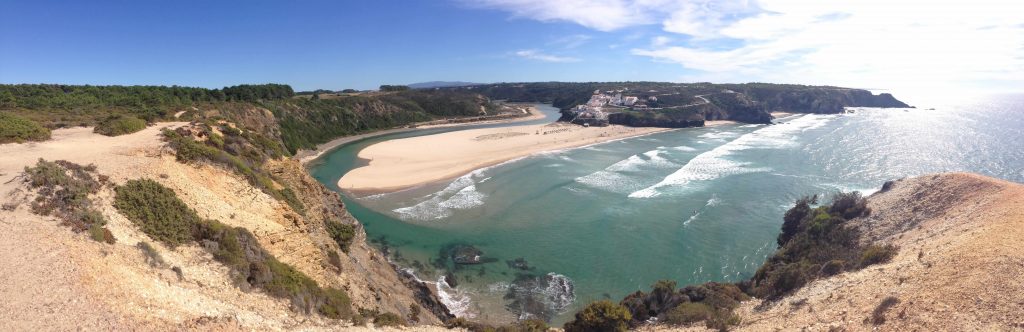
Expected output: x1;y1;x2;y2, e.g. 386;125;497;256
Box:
265;159;453;324
0;124;450;330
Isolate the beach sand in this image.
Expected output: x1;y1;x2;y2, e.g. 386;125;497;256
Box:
338;120;737;193
294;106;546;164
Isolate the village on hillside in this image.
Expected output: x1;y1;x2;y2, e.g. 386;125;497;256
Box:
566;89;659;127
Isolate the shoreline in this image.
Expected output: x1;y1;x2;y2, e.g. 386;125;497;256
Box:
337;120;739;195
294;106;546;165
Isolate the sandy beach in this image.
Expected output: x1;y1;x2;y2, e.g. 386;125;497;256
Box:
337;120;737;193
294;106;546;164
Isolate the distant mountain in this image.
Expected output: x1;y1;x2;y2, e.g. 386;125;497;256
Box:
407;81;481;89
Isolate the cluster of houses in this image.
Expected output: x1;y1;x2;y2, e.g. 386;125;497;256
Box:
567;89;658;127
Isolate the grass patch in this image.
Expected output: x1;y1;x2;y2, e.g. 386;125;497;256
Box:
93;115;147;136
113;179;353;320
0;112;50;143
23;159;113;243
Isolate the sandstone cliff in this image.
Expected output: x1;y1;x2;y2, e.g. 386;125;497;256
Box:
0;124;449;330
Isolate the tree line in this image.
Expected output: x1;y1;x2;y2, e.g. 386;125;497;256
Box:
0;83;294;110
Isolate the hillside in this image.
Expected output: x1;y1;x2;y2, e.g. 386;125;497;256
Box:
628;173;1024;331
460;82;909;126
732;173;1024;331
0;124;453;330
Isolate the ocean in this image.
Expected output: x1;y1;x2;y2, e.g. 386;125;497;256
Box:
308;94;1024;325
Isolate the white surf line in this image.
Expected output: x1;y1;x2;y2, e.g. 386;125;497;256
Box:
631;114;838;198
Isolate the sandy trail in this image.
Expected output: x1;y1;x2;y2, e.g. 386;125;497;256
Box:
338;121;736;193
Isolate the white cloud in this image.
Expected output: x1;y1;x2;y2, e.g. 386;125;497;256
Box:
469;0;1024;92
651;36;672;47
464;0;650;31
633;0;1024;92
515;49;581;63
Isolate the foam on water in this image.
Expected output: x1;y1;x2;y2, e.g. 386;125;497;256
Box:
630;114;837;198
575;148;679;193
437;275;476;318
673;145;697;152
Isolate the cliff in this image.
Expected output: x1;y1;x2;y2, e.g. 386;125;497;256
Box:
634;173;1024;331
733;173;1024;331
0;123;450;330
463;82;910;127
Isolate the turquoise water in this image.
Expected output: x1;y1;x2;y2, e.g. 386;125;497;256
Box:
309;96;1024;324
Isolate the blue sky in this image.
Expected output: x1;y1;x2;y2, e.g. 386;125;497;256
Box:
2;0;1022;94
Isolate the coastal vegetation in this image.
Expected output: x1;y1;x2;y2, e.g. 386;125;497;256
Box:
113;178;359;320
161;126;304;214
564;190;897;331
22;159;114;244
93;115;148;136
0;112;50;143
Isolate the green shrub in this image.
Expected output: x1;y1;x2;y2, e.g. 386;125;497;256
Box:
279;187;305;215
860;244;898;267
23;159;112;243
113;179;199;247
93;115;147;136
319;287;353;319
0;112;50;143
114;179;354;321
664;302;713;325
564;300;632;332
327;221;356;252
749;191;892;299
89;223;116;244
372;312;406;327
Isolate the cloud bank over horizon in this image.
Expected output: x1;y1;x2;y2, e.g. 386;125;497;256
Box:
469;0;1024;95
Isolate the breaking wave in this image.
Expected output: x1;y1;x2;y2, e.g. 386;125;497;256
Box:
631;114;837;198
437;275;476;318
575;148;679;193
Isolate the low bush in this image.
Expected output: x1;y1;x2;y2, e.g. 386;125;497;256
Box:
93;115;147;136
327;221;356;252
860;244;898;267
0;112;50;143
113;179;354;321
664;302;713;325
113;179;198;247
372;312;406;327
23;159;113;243
563;300;632;332
747;191;894;299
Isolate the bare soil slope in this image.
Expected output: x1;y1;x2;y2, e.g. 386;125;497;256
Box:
0;125;445;330
732;173;1024;331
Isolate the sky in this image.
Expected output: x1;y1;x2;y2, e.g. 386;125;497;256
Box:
1;0;1022;97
